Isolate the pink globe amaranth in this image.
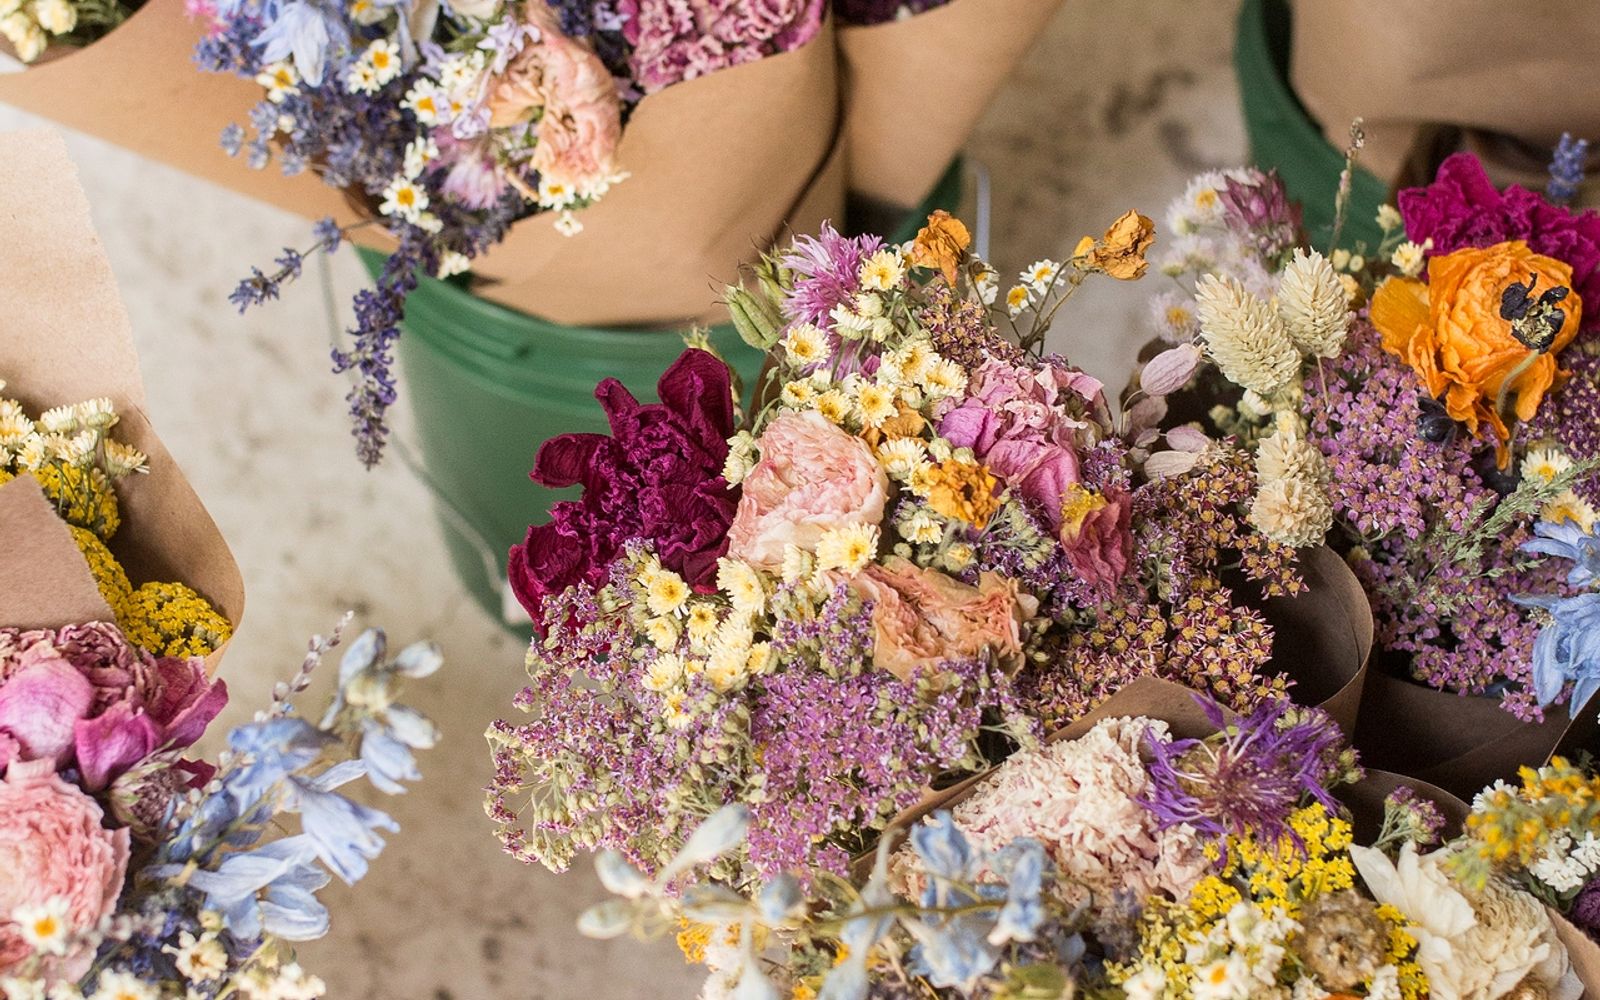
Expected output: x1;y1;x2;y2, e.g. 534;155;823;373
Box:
509;349;738;626
0;623;227;791
726;410;888;572
1400;152;1600;331
0;760;130;982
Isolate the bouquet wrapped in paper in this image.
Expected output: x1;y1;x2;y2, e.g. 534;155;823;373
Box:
575;678;1600;999
485;206;1373;896
0;131;442;1000
1131;151;1600;797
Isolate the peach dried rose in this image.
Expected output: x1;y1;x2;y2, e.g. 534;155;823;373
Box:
849;556;1037;681
1089;210;1156;280
907;210;971;286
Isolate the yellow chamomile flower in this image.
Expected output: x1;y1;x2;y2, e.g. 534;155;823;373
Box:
554;211;584;237
350;39;402;95
345;58;381;95
12;899;70;956
1522;446;1574;485
780;544;815;586
403;137;440;180
1390;240;1431;279
922;359;967;400
1005;284;1032;318
1023;259;1060;293
685;603;721;646
164;931;228;984
815;389;851;425
854;381;898;429
662;689;694;729
349;0;385;23
379;175;429;223
857;249;906;292
538;176;577;209
644;652;686;693
1376;204;1403;232
716;558;766;616
404;81;444;125
722;430;757;486
103;440;148;479
902;510;943;544
974;265;999;306
89;971;158;1000
255;61;299;103
1543;489;1598;531
0;399;31;447
644;568;691;617
780;379;817;409
782;323;829;367
815;523;879;575
73;397;116;430
645;616;681;651
876;438;925;480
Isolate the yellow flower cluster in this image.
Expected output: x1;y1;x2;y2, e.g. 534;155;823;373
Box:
1223;804;1356;916
1461;757;1600;874
118;581;233;659
70;525;133;611
35;462;122;540
910;456;1000;529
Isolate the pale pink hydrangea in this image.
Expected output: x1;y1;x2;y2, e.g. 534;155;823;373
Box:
618;0;825;94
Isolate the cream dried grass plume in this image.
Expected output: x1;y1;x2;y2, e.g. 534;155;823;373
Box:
1277;248;1350;358
1194;273;1301;395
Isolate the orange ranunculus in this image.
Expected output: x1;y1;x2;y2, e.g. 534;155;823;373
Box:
1370;240;1581;455
907;210;972;286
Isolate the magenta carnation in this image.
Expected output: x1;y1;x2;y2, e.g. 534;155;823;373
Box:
0;622;227;791
508;348;738;624
1399;152;1600;331
618;0;824;93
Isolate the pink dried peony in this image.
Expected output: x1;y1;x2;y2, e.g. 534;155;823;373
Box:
618;0;824;93
848;556;1036;681
727;410;888;572
0;760;130;981
486;0;622;194
0;623;227;791
938;357;1106;531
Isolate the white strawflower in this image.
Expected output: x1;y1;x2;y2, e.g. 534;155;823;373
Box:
37;404;78;434
716;557;766;615
1195;273;1301;395
1391;240;1429;278
1276;248;1349;358
103;439;148;478
1256;422;1325;485
89;971;158;1000
876;438;924;480
781;323;829;367
1249;477;1333;548
642;652;685;693
815;523;879;575
721;430;757;486
1376;204;1403;231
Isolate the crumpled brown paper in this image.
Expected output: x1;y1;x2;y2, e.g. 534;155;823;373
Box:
0;128;244;673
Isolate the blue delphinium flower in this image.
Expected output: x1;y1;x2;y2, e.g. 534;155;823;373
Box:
1548;133;1591;205
1513;592;1600;716
1523;519;1600;589
253;1;348;86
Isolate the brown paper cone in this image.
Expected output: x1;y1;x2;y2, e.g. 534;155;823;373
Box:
1288;0;1600;190
467;22;843;326
838;0;1062;209
0;0;358;223
0;476;115;629
1262;544;1371;734
1554;910;1600;992
1354;670;1599;804
0;129;244;671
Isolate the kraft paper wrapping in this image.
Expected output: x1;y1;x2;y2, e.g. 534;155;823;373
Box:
0;129;244;673
0;7;845;328
0;477;115;630
1354;670;1600;806
838;0;1062;210
1288;0;1600;191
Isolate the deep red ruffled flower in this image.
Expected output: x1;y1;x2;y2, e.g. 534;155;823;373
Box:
1399;152;1600;330
508;349;738;626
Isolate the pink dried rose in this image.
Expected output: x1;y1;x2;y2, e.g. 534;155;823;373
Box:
0;759;130;982
848;556;1037;681
727;410;888;572
1058;486;1133;588
938;357;1107;531
486;0;623;194
0;623;227;791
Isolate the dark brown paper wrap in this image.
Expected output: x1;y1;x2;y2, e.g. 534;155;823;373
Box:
0;5;846;327
0;129;244;674
838;0;1063;210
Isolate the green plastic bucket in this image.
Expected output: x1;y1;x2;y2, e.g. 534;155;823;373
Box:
1234;0;1388;251
371;161;963;627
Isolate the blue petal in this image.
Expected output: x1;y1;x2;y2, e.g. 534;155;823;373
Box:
296;786;398;884
261;883;331;941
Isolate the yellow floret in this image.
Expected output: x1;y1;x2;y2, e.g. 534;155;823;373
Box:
119;581;232;658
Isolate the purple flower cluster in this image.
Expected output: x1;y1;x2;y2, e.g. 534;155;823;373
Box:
1138;696;1349;849
508;349;737;626
1399;152;1600;333
618;0;825;93
1525;350;1600;505
781;223;883;327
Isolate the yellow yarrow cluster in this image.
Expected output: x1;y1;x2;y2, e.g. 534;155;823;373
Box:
1461;757;1600;877
34;462;121;540
69;525;133;611
118;581;233;659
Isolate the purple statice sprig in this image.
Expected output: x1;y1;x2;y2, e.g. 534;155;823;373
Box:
1137;695;1355;851
1547;133;1591;206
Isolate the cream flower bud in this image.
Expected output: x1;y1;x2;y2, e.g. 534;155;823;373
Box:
1276;248;1349;358
1195;273;1300;395
1249;477;1333;548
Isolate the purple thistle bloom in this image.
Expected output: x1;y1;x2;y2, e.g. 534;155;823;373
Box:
780;223;882;327
1138;696;1349;848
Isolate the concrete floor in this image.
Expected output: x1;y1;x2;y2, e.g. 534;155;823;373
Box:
0;2;1246;995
